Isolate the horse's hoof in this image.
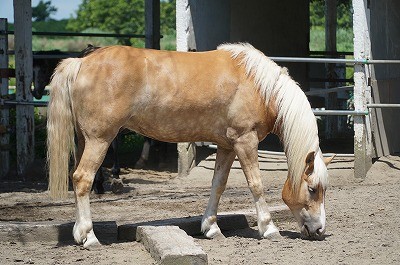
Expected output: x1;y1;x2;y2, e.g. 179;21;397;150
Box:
263;231;282;241
83;230;101;249
210;232;226;240
203;223;225;239
262;225;281;241
134;159;146;169
83;237;101;249
111;179;124;194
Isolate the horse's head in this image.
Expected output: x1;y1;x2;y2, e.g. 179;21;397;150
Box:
282;150;335;240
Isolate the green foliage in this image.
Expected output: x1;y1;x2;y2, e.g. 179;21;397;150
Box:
67;0;176;45
310;0;352;29
32;19;69;33
120;134;145;153
310;27;353;52
160;0;176;35
310;0;353;52
32;0;57;22
67;0;145;45
34;108;47;158
32;28;121;52
310;0;325;28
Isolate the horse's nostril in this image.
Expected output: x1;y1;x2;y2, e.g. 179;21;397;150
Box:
304;225;310;236
316;227;324;237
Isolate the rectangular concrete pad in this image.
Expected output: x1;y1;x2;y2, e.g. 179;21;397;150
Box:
137;226;207;265
0;221;118;243
118;214;249;241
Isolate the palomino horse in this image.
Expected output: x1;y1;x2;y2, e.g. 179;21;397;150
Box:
47;43;334;248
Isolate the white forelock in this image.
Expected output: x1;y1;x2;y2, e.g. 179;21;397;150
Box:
218;43;324;192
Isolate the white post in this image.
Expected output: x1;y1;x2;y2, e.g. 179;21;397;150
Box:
0;18;10;178
14;0;35;176
353;0;372;178
176;0;196;177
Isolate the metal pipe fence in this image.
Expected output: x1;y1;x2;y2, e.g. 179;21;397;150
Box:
207;144;354;158
0;30;146;39
367;104;400;108
269;56;400;65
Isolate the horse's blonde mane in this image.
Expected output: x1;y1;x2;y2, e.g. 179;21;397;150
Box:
218;43;324;192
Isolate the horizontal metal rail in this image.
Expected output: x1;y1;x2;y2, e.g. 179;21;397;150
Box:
306;86;354;96
0;30;146;39
312;109;368;116
1;100;48;107
1;99;369;115
32;53;80;59
309;51;353;56
367;104;400;108
309;77;354;83
207;144;354;158
269;56;400;65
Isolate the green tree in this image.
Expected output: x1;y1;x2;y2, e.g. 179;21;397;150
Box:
160;0;175;35
310;0;352;29
32;0;57;22
67;0;176;45
67;0;145;45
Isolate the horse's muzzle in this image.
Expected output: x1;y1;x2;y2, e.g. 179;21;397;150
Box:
301;224;325;240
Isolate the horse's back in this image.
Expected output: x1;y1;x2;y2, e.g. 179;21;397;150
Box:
72;46;271;145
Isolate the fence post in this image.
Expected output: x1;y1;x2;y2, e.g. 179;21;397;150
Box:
0;19;10;178
353;0;372;178
325;0;339;139
145;0;160;49
14;0;35;176
176;0;197;177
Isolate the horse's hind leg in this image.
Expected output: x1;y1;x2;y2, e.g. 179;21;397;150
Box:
233;131;280;239
201;147;236;238
72;137;110;248
110;135;124;194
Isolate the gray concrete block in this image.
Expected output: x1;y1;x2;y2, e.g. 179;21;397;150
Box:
0;221;117;243
137;226;207;265
118;214;249;241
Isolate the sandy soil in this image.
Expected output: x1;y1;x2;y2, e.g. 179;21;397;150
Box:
0;153;399;264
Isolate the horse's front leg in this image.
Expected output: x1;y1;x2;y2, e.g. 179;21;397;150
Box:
201;147;236;238
72;138;110;248
233;131;280;239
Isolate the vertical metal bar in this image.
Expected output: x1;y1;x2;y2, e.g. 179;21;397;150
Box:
145;0;161;49
14;0;35;176
0;18;10;178
353;0;372;179
325;0;338;139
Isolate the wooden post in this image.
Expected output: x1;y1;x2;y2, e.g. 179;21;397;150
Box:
0;19;10;178
176;0;197;177
14;0;35;176
353;0;372;178
325;0;338;139
145;0;160;49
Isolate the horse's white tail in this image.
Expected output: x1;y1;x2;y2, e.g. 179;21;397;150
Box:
47;58;82;199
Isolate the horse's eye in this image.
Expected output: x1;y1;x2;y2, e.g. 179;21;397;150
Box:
308;187;317;194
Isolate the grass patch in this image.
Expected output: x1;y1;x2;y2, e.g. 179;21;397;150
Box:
310;27;353;52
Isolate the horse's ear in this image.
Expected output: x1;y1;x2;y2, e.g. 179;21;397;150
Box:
305;151;315;166
304;151;315;176
323;154;336;165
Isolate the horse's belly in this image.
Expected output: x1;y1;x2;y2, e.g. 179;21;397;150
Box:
125;106;228;144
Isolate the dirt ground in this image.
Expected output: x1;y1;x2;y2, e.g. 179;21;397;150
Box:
0;152;399;264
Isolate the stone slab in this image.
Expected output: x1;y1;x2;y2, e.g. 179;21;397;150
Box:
118;214;249;242
137;225;207;265
0;221;118;243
